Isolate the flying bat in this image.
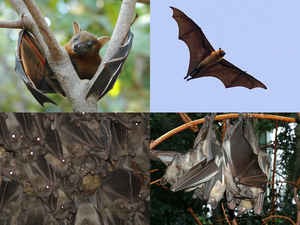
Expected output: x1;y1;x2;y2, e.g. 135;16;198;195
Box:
222;113;270;215
170;7;267;90
170;114;225;209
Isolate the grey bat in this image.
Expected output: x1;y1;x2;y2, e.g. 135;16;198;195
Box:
74;194;102;225
0;180;24;221
23;155;59;198
1;158;26;181
222;113;270;215
170;114;225;209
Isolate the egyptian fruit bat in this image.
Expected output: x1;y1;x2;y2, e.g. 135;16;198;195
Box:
74;195;102;225
170;7;267;90
0;180;24;221
23;155;59;198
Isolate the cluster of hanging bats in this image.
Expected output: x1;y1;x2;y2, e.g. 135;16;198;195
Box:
151;113;271;216
0;113;150;225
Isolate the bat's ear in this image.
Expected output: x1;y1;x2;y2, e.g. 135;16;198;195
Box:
97;36;110;48
72;21;81;35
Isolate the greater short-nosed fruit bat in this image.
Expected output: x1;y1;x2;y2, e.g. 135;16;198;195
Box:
169;114;225;209
222;113;270;215
0;180;24;221
85;13;138;101
14;15;60;107
170;7;267;90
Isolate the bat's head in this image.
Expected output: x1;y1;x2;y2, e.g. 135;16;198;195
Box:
69;21;110;56
218;48;226;57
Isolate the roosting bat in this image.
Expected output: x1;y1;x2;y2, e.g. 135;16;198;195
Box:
85;13;138;100
74;195;102;225
0;180;24;221
23;155;59;198
170;114;225;209
222;113;270;215
14;15;60;106
170;7;267;90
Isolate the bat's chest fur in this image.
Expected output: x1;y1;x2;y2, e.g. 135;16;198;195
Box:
199;50;225;70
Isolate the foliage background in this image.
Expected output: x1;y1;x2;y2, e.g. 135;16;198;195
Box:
150;113;300;224
0;0;149;112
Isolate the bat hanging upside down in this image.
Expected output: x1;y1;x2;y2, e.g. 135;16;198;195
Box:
170;7;267;90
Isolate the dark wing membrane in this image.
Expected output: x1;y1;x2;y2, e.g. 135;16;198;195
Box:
170;7;215;75
14;28;57;106
188;58;267;89
229;116;268;188
85;29;133;101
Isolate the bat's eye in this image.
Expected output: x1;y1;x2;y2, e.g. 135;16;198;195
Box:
74;35;79;40
176;166;181;170
61;205;64;209
120;205;125;209
11;134;16;139
10;171;13;175
86;41;92;47
46;185;50;189
30;151;34;155
62;159;66;163
37;137;40;141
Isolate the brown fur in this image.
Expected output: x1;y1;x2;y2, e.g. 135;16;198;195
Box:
64;21;110;80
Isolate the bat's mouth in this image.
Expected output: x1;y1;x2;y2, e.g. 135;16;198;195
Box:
72;47;82;53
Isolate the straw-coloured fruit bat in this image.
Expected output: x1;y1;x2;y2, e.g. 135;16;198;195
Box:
222;113;270;215
169;114;225;209
14;13;137;107
170;7;267;90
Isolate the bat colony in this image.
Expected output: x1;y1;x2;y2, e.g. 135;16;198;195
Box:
170;7;267;90
151;113;271;216
0;113;150;225
14;13;137;107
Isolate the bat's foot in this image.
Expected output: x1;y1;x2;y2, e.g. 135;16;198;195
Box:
183;74;189;79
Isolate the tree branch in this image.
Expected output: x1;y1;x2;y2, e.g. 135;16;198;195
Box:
0;19;22;29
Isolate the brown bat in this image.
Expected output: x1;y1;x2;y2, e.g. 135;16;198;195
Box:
170;7;267;90
14;14;62;107
85;13;138;100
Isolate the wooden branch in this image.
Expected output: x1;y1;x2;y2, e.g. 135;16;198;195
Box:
150;113;298;150
87;0;137;102
0;19;22;28
177;113;199;132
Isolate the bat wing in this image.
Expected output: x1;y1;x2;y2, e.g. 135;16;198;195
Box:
150;150;179;166
170;7;215;75
14;24;57;106
227;114;268;188
85;29;134;101
189;59;267;89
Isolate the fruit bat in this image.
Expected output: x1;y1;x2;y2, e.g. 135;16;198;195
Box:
169;114;225;209
16;194;58;225
222;113;270;215
74;194;102;225
85;13;138;100
0;180;24;221
14;14;60;107
59;173;83;194
23;154;59;198
43;188;76;220
98;169;144;220
159;116;210;186
170;7;267;90
1;158;25;181
109;121;135;161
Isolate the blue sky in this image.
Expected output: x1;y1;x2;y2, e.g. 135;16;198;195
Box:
150;1;300;112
